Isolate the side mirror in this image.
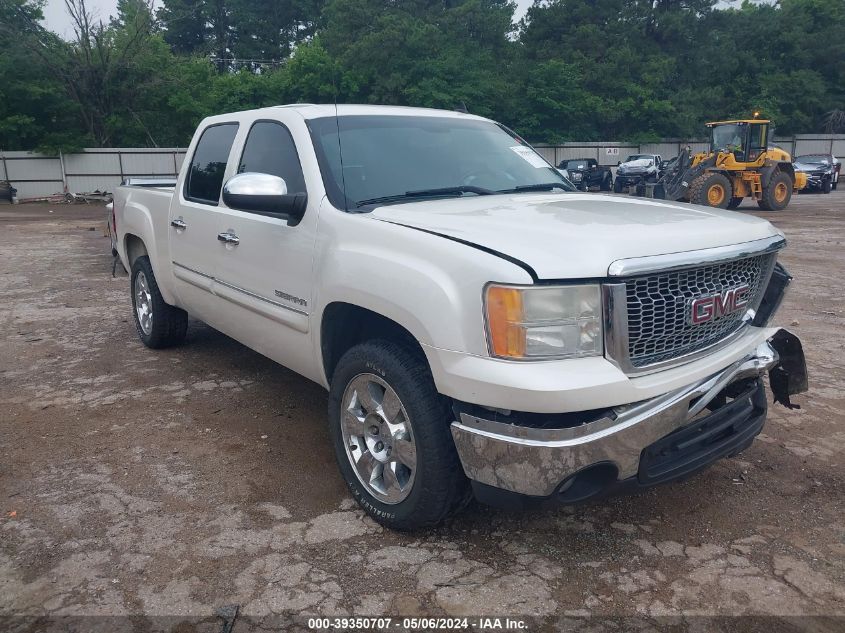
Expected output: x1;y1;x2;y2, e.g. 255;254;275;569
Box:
222;172;307;226
617;161;622;166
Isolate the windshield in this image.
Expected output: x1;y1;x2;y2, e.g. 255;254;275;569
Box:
795;154;829;164
624;154;652;163
711;124;745;152
307;115;574;209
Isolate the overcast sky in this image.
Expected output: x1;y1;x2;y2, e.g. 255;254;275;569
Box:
40;0;537;39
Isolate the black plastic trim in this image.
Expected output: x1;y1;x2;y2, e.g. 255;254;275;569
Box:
451;400;614;431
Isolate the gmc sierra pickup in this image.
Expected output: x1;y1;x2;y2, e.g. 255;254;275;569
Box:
114;105;807;530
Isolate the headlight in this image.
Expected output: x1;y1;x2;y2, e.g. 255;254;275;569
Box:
571;172;583;181
485;284;603;359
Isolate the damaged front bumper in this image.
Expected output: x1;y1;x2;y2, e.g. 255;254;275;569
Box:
450;331;807;506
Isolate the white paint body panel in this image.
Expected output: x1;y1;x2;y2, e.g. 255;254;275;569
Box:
115;104;785;414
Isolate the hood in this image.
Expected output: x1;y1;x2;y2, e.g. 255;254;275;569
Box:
620;158;654;170
368;193;781;279
794;161;827;172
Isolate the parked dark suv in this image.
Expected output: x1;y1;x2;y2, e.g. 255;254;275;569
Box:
557;158;613;191
793;154;840;193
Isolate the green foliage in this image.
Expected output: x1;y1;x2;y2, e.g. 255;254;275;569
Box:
0;0;843;150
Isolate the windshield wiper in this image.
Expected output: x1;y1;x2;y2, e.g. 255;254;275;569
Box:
498;183;569;193
356;186;494;208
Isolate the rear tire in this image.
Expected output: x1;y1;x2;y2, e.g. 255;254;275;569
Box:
327;340;470;530
689;172;732;208
130;256;188;348
757;170;792;211
600;174;612;192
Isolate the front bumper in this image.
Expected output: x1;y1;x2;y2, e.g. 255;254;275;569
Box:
616;173;652;186
450;333;806;501
800;173;830;190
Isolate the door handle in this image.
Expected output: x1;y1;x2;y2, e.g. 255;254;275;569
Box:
170;218;187;230
217;231;240;245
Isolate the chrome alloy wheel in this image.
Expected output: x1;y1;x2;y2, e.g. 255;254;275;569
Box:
340;373;417;504
134;271;153;336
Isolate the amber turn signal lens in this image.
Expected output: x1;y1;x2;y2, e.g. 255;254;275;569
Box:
486;286;526;358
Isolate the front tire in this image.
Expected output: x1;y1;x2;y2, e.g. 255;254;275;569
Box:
130;256;188;348
727;197;743;210
689;172;732;208
613;178;624;193
822;178;832;194
757;170;793;211
328;340;469;530
600;175;612;191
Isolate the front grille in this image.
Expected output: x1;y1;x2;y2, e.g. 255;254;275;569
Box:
624;253;775;368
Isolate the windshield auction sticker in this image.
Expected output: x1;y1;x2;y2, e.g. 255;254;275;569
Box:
509;145;549;168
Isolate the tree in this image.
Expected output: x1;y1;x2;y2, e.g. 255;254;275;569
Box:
156;0;207;54
0;0;88;150
1;0;843;150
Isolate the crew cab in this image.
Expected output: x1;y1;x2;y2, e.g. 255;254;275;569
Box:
114;105;807;530
557;158;613;191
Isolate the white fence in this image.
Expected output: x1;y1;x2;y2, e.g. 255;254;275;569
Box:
0;148;187;200
2;134;844;200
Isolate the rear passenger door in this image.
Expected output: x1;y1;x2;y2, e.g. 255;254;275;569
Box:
209;115;318;375
170;122;239;317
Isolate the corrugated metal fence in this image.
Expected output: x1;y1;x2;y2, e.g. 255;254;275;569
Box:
533;134;845;168
2;135;843;200
0;148;187;200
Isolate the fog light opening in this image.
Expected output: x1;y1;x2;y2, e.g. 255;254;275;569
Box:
556;462;619;503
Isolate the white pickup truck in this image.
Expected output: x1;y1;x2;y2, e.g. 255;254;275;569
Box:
114;104;807;529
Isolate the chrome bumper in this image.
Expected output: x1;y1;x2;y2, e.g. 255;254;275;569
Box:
450;341;779;498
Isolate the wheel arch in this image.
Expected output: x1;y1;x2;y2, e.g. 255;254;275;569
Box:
319;302;428;386
122;232;179;306
777;161;795;180
760;161;794;188
124;233;149;269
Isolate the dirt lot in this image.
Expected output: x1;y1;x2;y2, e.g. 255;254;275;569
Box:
1;193;844;632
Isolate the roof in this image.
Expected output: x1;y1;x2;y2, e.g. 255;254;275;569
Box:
706;120;771;126
199;104;492;129
272;103;488;121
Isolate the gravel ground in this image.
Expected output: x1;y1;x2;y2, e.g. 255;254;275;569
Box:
1;193;843;632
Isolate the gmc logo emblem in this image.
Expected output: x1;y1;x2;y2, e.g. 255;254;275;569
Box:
690;285;750;325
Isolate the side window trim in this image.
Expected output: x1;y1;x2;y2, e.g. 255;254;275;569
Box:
236;118;307;194
183;122;239;206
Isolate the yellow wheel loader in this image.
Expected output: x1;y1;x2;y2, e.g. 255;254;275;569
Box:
655;119;806;210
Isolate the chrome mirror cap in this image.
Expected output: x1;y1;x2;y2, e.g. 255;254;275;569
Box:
223;172;288;197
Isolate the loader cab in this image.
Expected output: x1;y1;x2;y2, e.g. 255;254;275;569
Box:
706;120;770;164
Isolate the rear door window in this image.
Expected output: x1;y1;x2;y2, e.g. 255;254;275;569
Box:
185;123;239;205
